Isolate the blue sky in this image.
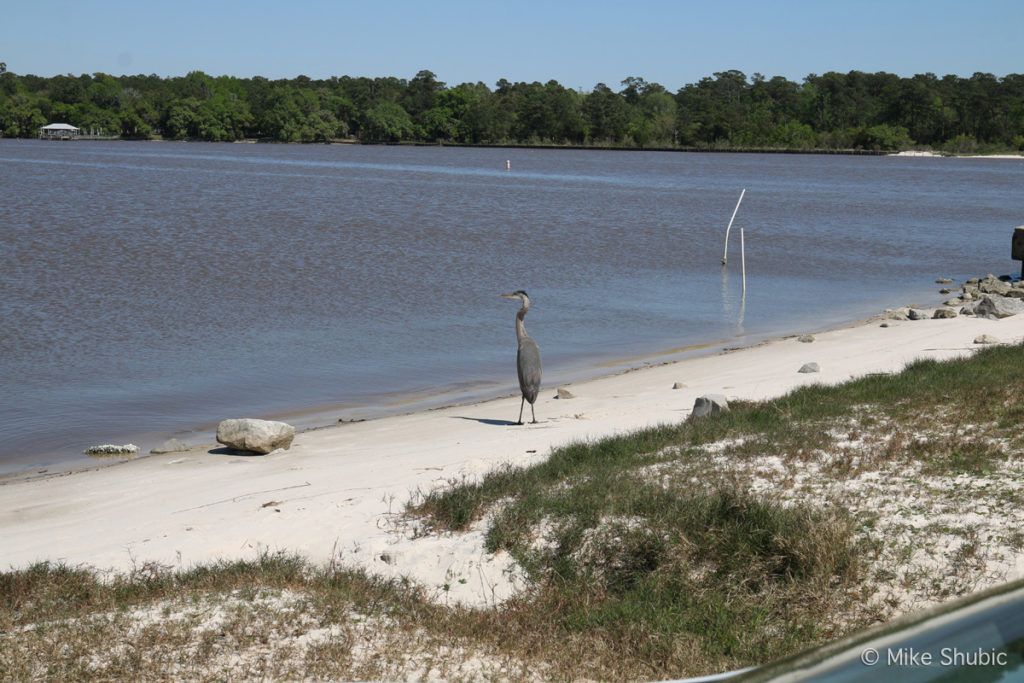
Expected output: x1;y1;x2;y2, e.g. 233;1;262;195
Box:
3;0;1021;89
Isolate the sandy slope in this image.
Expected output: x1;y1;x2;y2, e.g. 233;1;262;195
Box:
3;309;1024;606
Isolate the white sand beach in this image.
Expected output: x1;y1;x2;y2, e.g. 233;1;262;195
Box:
3;308;1024;607
890;150;943;157
889;151;1024;159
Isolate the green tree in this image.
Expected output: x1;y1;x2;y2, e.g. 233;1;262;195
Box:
853;123;913;150
583;83;631;143
361;101;415;142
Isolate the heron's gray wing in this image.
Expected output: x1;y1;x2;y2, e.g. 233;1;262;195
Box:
517;337;542;404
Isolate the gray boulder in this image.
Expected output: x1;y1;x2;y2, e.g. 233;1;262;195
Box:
151;438;189;454
933;308;958;319
691;394;729;419
960;304;977;316
798;334;815;343
974;334;1000;345
944;298;963;306
979;279;1012;295
935;278;953;284
1005;290;1024;300
556;387;576;399
907;309;928;321
798;362;820;374
216;419;295;454
672;382;687;390
975;295;1024;320
938;288;952;295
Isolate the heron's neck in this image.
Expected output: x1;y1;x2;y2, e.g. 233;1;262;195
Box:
515;305;529;342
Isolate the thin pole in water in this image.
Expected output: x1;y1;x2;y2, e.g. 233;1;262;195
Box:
740;225;747;295
721;188;746;265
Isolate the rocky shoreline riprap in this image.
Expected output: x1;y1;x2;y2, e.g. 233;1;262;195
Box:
885;273;1024;323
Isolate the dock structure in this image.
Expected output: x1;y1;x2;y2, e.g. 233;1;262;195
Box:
39;123;81;140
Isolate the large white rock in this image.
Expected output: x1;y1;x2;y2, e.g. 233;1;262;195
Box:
691;394;730;419
975;295;1024;320
216;419;295;454
978;278;1012;296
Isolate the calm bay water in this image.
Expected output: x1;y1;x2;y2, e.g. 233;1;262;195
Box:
1;140;1022;473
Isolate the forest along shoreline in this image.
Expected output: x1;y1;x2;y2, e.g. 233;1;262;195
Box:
4;69;1024;155
18;134;1024;158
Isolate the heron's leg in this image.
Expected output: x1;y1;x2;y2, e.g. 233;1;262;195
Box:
530;402;537;424
517;397;525;425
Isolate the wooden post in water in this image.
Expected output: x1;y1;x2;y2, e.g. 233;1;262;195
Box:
740;225;747;295
721;188;746;265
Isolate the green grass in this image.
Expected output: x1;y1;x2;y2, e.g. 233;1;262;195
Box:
414;344;1024;533
0;555;540;681
404;343;1024;677
4;345;1023;681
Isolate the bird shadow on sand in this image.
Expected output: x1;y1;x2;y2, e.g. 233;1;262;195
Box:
450;416;521;427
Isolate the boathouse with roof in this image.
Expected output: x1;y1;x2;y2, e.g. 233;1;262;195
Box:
39;123;80;140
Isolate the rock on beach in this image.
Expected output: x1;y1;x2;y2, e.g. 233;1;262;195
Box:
975;295;1024;320
978;278;1012;296
691;394;729;419
84;444;139;456
150;438;189;454
216;419;295;454
798;362;820;374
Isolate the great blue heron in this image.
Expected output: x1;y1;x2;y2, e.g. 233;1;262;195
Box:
501;290;542;424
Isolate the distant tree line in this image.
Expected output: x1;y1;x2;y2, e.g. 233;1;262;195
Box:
1;68;1022;152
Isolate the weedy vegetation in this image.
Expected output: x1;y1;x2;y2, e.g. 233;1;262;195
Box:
4;345;1024;681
